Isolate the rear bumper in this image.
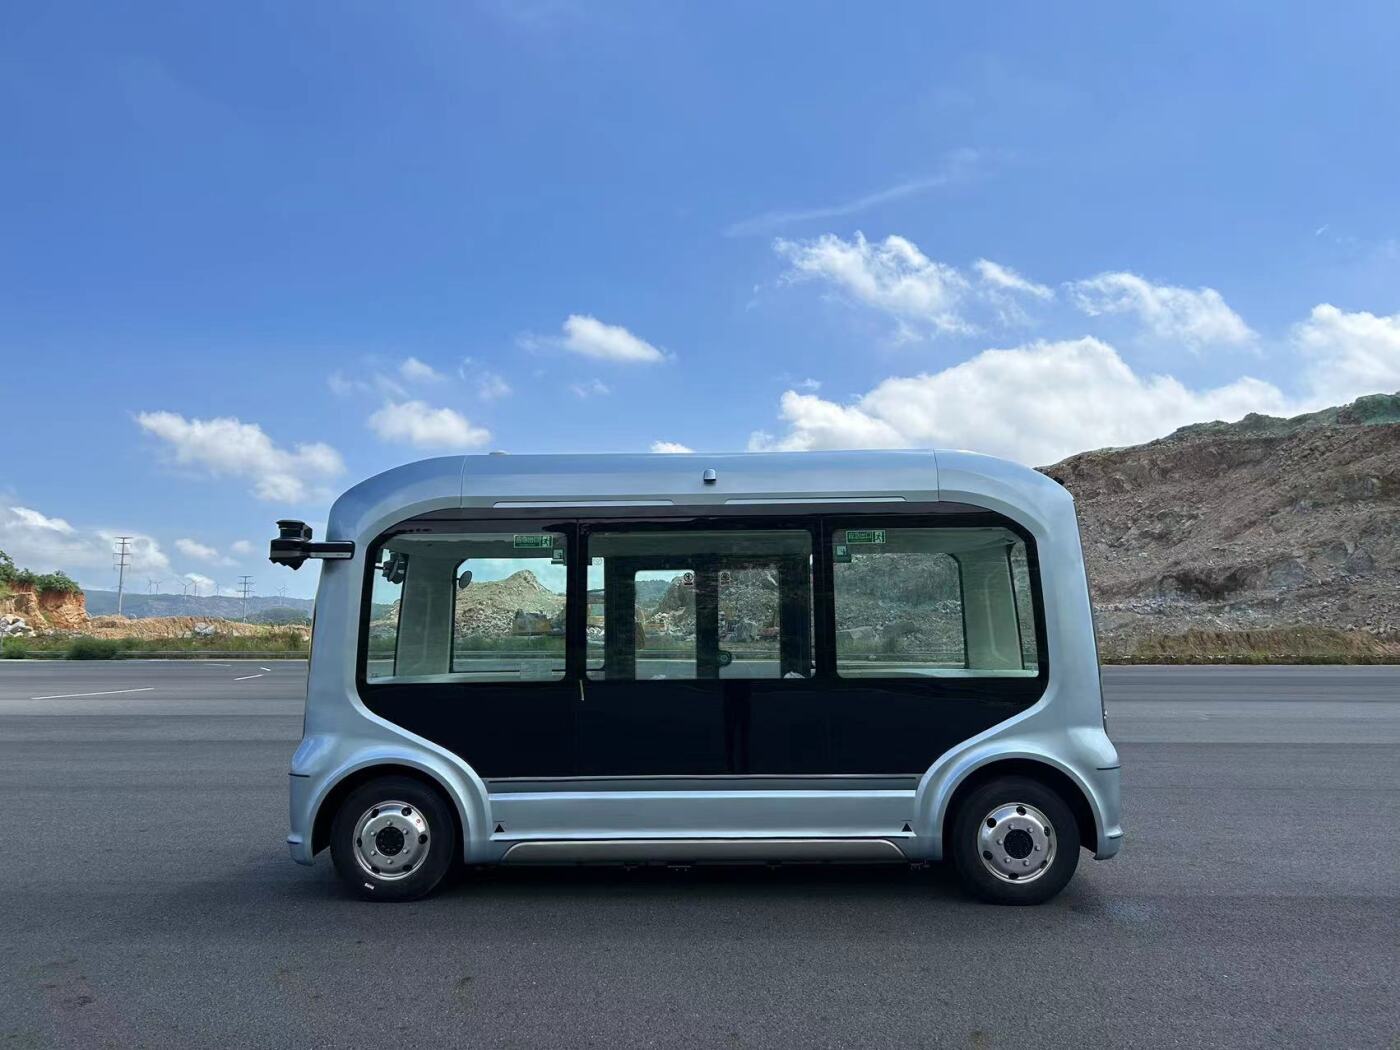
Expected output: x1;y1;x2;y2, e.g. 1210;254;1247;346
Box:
1088;764;1123;859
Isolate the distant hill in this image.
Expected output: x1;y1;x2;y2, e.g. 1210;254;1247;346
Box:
1043;392;1400;652
83;590;315;620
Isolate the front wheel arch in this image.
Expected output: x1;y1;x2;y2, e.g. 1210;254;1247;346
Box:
312;763;464;859
941;758;1096;860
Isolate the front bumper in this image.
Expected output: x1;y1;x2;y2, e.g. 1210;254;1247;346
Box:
287;773;316;865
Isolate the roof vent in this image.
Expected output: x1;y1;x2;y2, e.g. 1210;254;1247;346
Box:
702;468;718;485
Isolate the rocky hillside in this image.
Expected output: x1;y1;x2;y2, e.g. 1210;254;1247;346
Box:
1043;393;1400;650
453;570;565;636
83;590;314;620
1;583;88;635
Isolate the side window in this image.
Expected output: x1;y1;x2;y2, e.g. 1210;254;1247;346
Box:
366;546;408;680
586;529;813;681
451;533;567;681
832;526;1039;678
363;531;567;682
1008;542;1040;668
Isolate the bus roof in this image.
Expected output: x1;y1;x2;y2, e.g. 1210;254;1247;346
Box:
325;449;1070;544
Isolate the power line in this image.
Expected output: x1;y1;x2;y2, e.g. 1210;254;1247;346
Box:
237;575;254;622
113;537;133;617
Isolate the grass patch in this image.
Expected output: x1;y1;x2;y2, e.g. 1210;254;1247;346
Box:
2;637;27;659
12;629;310;659
66;637;121;660
1104;627;1400;664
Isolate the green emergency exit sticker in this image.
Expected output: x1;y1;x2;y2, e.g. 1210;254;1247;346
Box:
844;529;886;545
513;534;553;549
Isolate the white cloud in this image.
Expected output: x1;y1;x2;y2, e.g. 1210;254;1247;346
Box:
725;148;980;237
400;356;446;383
183;572;215;595
175;538;226;564
797;377;822;391
570;379;611;399
9;506;76;534
561;315;667;363
1292;304;1400;405
368;400;491;449
974;259;1054;300
749;337;1294;466
136;412;344;503
1067;272;1255;348
0;504;170;582
775;232;972;334
327;371;366;397
230;540;255;556
477;372;512;401
650;441;694;454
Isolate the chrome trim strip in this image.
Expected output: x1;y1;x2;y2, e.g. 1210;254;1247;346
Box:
499;838;909;864
485;773;920;789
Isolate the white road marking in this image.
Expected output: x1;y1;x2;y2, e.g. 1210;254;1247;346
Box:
259;666;273;672
233;674;264;682
30;687;156;701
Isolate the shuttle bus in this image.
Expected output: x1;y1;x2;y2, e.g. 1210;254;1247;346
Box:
271;450;1121;904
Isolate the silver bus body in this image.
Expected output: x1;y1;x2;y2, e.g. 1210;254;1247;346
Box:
281;450;1121;900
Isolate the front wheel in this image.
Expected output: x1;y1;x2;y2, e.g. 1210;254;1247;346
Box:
950;776;1080;905
329;776;457;901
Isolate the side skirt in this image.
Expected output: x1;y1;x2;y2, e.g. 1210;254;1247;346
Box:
500;837;909;864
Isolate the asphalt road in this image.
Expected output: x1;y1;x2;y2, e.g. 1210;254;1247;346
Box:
1;661;1396;1049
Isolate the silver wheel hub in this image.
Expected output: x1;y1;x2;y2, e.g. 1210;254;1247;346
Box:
977;802;1055;883
352;800;430;882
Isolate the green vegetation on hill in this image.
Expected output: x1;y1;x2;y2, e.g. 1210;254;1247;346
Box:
0;549;82;596
1166;391;1400;443
3;630;310;660
1104;627;1400;665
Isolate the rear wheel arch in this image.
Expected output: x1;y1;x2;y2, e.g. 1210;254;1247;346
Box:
940;757;1097;859
312;762;465;858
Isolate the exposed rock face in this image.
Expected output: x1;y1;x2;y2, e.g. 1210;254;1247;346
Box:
81;615;310;641
0;585;88;632
1042;393;1400;650
453;570;565;637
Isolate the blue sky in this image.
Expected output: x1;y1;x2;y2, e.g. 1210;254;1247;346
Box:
3;1;1400;599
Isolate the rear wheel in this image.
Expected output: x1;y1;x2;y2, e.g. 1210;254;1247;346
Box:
329;776;457;901
950;776;1080;905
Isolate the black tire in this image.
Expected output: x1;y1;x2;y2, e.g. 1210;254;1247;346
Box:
950;775;1081;905
329;775;457;902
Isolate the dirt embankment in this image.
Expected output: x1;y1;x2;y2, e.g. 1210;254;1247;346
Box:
0;585;88;632
1043;392;1400;653
82;615;311;642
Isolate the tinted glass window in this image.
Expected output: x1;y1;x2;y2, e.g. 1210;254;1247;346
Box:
832;526;1038;678
366;546;407;680
365;531;567;682
451;533;567;681
586;529;813;681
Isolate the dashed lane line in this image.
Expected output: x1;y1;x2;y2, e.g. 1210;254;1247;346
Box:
28;687;156;701
233;674;265;682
